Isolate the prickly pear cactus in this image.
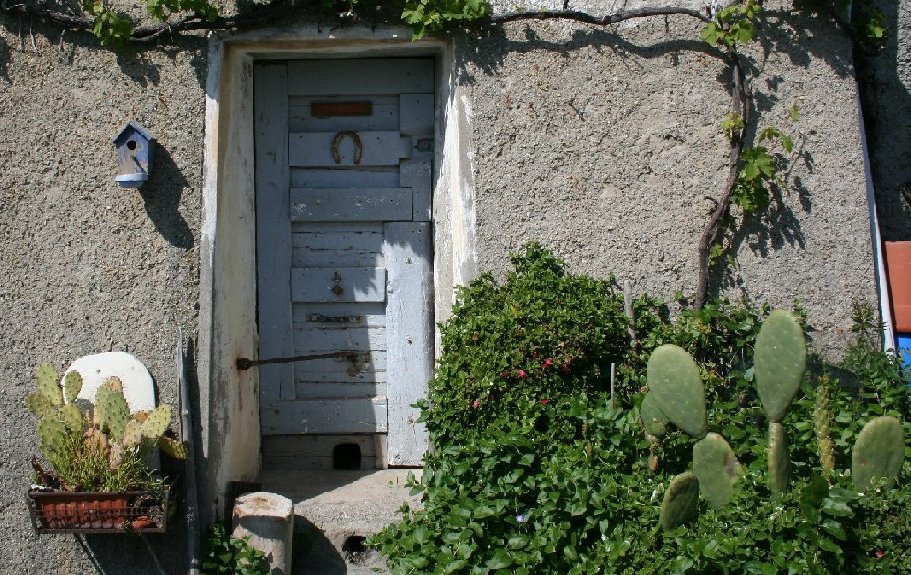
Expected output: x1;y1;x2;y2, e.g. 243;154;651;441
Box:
95;386;130;442
60;404;85;434
852;416;905;491
141;405;172;440
26;393;56;418
158;436;187;459
37;417;70;461
693;433;739;509
754;310;806;423
647;344;707;438
768;422;790;495
660;472;700;532
35;363;63;407
63;371;83;404
640;392;669;437
122;419;144;448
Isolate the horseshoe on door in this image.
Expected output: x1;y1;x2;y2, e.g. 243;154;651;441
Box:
331;130;363;165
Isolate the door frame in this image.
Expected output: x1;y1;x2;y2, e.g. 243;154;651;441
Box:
197;26;478;521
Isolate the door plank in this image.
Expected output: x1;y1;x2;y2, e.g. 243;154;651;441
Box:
254;62;295;406
384;222;433;465
400;94;435;136
289;95;399;132
261;397;389;434
292;302;387;329
400;159;432;222
292;226;385;250
287;59;434;95
289;132;412;166
293;326;386;353
291;167;399;188
290;188;413;222
292;267;386;302
294;381;387;400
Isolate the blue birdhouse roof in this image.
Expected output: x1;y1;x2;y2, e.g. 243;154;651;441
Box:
112;121;154;146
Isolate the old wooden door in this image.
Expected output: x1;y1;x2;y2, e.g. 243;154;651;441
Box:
254;59;434;467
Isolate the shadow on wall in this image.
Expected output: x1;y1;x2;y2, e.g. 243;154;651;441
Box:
140;143;194;249
857;0;911;241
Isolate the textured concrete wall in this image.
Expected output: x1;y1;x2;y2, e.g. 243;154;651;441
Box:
0;20;205;574
460;2;875;354
0;1;879;572
859;0;911;241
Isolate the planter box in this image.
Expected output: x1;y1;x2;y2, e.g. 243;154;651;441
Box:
26;487;173;534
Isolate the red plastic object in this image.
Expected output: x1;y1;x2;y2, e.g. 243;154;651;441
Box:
885;242;911;332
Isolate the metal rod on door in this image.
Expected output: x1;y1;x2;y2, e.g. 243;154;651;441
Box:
236;351;362;371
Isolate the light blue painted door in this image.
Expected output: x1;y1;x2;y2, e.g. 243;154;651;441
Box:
254;59;434;466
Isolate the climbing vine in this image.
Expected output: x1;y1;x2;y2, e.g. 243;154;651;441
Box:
0;0;889;307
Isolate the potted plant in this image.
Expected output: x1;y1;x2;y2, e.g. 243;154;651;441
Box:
25;362;185;533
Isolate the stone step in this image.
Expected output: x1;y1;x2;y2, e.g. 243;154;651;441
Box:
260;468;422;575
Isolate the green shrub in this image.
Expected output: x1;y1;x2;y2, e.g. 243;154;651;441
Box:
373;244;911;575
418;242;629;448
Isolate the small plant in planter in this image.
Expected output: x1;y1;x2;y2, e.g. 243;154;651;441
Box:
25;362;185;533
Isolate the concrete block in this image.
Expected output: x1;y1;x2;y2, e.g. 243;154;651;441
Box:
232;491;294;575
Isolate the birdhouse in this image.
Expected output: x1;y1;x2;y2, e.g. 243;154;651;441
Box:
112;121;154;188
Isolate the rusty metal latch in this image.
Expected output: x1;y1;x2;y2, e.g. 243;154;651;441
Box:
236;351;360;371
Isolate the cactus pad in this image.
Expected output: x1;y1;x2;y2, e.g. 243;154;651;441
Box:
26;393;56;418
37;417;70;461
158;436;187;459
35;363;63;407
63;371;83;404
852;416;905;491
640;392;669;436
660;472;700;532
122;419;143;448
647;344;706;438
768;422;790;495
60;404;85;434
95;388;130;441
754;310;806;423
693;433;739;509
105;376;124;394
141;405;172;440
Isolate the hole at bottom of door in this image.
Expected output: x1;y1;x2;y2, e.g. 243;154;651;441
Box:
333;443;361;470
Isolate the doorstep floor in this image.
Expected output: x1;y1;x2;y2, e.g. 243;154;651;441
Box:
260;468;423;575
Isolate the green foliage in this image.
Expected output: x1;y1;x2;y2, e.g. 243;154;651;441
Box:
83;0;134;47
202;523;270;575
700;0;762;48
720;112;745;140
146;0;218;21
402;0;491;39
418;242;629;448
374;246;911;574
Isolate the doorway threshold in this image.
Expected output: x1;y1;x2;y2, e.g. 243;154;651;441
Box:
260;467;422;575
